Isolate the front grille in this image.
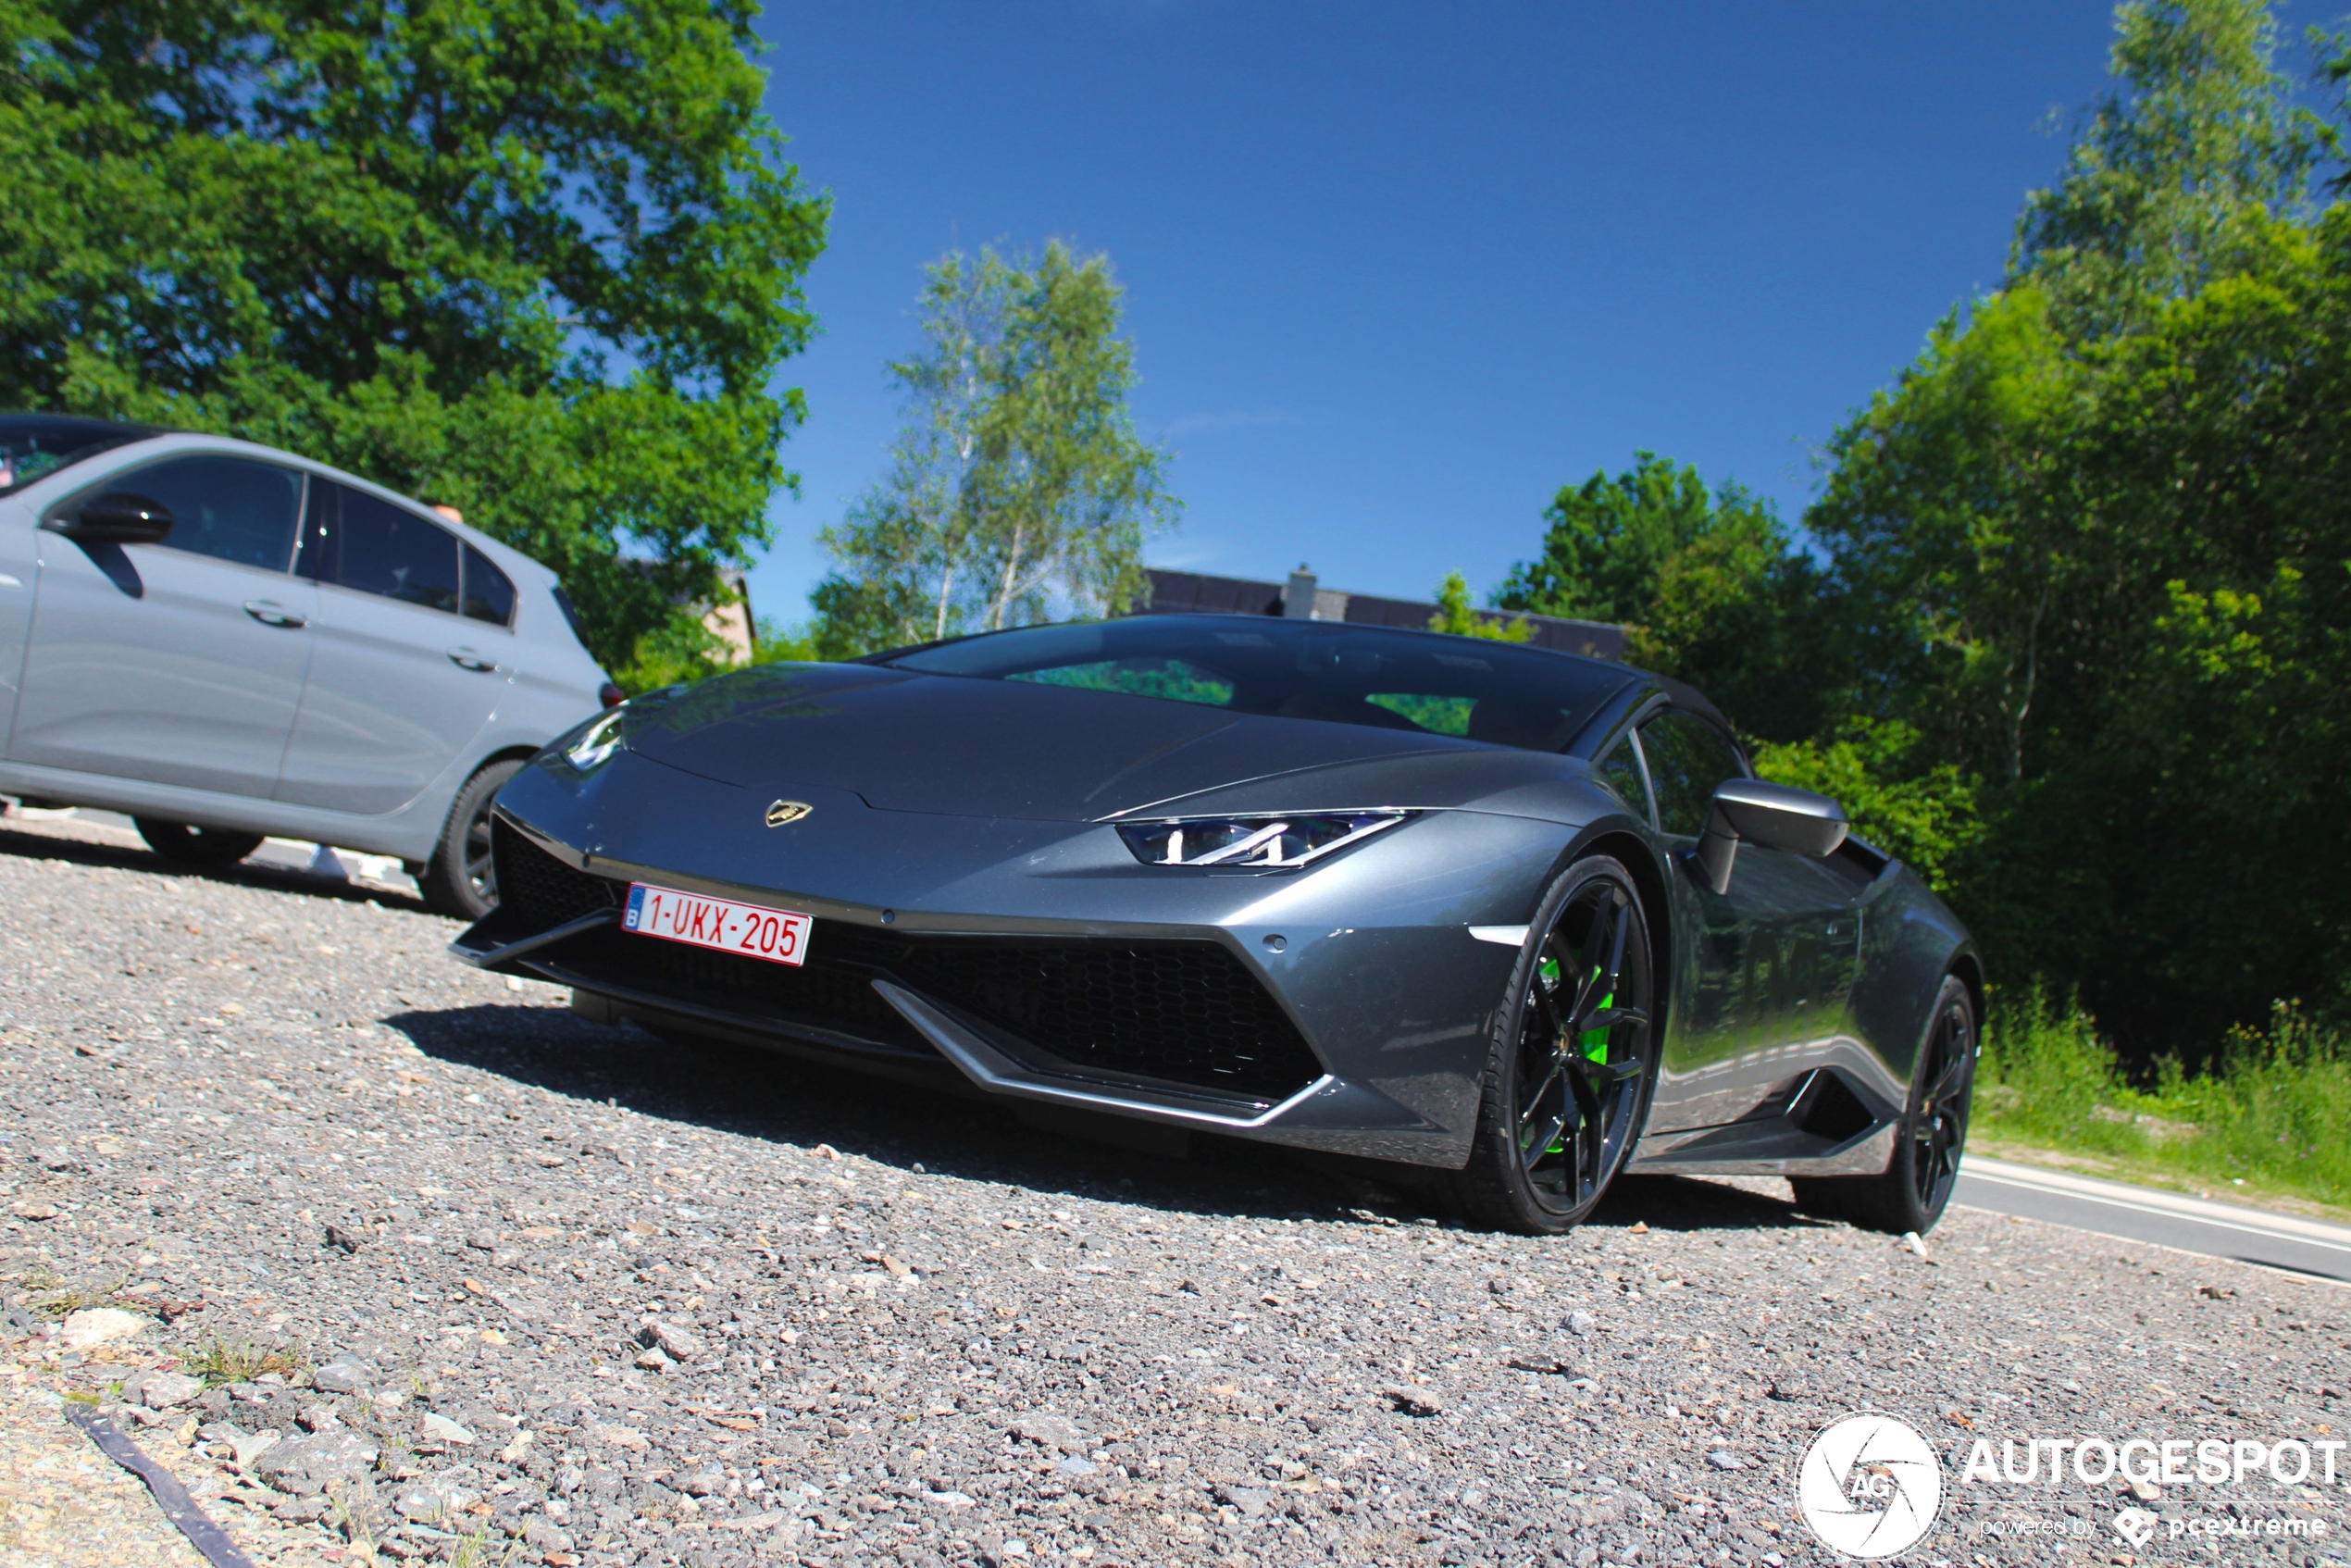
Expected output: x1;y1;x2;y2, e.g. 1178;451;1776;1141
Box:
901;940;1321;1102
488;822;1319;1101
493;819;620;926
552;924;931;1053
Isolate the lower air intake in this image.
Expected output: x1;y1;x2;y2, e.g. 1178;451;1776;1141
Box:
487;823;1320;1102
553;924;932;1054
900;939;1320;1103
491;819;620;927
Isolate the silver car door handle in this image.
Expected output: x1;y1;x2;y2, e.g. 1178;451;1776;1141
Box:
243;599;307;628
447;647;500;673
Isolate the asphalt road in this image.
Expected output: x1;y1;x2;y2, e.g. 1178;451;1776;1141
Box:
1955;1154;2351;1283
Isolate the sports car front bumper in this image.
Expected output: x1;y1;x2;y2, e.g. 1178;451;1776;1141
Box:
451;751;1588;1166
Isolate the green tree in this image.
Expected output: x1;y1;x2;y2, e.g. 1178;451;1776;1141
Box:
1808;286;2089;780
1751;720;1983;895
1427;572;1532;641
1496;452;1835;740
0;0;827;678
1624;506;1837;743
1494;453;1731;625
2015;0;2318;333
1803;0;2351;1058
812;243;1176;655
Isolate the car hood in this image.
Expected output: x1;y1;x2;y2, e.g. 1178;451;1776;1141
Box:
619;662;1483;822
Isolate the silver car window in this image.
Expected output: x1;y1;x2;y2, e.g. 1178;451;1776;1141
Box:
121;455;305;572
461;544;516;628
332;485;461;614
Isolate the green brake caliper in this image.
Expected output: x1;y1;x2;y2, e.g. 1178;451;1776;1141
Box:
1553;965;1611;1155
1581;966;1612;1064
1535;954;1611;1155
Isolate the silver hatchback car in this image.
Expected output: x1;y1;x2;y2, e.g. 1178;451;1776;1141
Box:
0;414;618;917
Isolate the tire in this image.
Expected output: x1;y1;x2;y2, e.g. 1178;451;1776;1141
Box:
1449;854;1660;1234
133;818;264;866
1792;975;1977;1236
419;757;524;920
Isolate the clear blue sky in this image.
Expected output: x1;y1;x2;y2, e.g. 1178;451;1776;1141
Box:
744;2;2133;626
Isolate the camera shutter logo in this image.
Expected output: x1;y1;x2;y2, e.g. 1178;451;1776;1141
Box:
1797;1414;1944;1559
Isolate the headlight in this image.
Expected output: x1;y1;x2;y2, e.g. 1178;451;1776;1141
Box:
561;707;627;771
1115;810;1409;868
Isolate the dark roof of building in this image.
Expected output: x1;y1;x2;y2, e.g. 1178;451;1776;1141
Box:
1135;568;1629;661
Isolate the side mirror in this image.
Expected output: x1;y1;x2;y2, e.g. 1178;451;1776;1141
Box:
46;492;174;545
1690;778;1849;894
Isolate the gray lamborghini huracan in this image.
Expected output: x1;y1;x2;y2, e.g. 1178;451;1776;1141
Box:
452;615;1982;1235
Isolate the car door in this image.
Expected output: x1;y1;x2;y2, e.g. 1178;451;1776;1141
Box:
1637;706;1863;1133
0;500;37;736
9;453;317;797
274;481;510;815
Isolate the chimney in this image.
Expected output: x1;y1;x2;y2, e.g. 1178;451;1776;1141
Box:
1284;566;1319;619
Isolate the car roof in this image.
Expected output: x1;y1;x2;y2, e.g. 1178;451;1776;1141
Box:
1638;669;1730;729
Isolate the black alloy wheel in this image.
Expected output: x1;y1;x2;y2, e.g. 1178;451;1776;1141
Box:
1909;988;1973;1216
1453;854;1658;1233
133;817;265;866
1793;976;1977;1235
419;758;524;920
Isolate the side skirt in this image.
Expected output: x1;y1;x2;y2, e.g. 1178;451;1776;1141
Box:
1627;1066;1897;1176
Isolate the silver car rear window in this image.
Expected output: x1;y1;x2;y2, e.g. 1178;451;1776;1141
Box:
0;415;159;495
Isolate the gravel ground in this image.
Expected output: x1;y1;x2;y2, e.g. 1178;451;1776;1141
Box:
0;810;2345;1568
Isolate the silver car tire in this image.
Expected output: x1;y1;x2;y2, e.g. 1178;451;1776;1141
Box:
419;758;524;920
133;817;265;866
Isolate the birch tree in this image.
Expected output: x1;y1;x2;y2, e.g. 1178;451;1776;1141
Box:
813;243;1176;653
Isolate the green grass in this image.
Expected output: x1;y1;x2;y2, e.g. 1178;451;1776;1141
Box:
1973;988;2351;1213
30;1276;130;1317
183;1334;309;1387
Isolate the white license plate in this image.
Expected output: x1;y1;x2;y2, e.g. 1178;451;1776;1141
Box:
622;882;813;967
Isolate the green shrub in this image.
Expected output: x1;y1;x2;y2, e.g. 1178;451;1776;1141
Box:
1751;718;1984;894
1974;989;2351;1208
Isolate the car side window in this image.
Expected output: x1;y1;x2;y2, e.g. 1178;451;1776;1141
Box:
1639;709;1747;837
462;544;516;628
1596;734;1655;827
124;456;304;571
333;485;461;614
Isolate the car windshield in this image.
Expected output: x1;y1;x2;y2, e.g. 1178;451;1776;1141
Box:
0;414;159;496
885;616;1635;751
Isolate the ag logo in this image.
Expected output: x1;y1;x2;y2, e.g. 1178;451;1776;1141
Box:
2111;1506;2159;1549
764;800;813;828
1797;1413;1943;1559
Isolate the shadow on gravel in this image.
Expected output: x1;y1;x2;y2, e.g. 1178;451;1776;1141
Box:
1593;1174;1825;1234
0;824;429;914
396;1000;1822;1238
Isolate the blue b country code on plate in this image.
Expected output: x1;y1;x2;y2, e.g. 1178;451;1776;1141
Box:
623;883;814;967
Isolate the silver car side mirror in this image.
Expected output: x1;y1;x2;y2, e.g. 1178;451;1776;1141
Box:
1690;778;1849;894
